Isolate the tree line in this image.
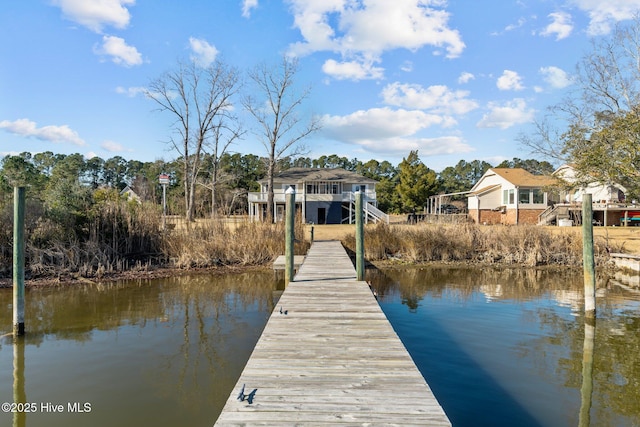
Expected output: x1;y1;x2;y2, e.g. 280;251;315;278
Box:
0;149;555;219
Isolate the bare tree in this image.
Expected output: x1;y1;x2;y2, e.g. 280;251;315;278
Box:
147;59;241;221
199;123;244;217
243;56;321;222
520;16;640;193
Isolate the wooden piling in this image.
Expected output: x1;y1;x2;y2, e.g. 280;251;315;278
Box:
582;194;596;318
285;187;295;285
355;190;364;281
13;187;26;336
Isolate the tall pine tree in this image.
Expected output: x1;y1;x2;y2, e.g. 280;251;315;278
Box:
396;150;437;212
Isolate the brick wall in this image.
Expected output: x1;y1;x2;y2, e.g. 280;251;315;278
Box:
470;208;544;225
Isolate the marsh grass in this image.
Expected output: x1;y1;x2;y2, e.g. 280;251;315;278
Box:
163;218;309;268
0;200;623;282
342;223;617;267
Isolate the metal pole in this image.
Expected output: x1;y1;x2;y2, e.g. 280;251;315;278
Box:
582;193;596;318
285;187;295;285
13;187;26;336
356;191;365;281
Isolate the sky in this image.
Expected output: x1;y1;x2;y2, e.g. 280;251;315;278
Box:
2;1;640;172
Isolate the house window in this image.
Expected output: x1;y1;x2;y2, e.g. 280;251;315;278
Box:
519;190;530;204
503;189;514;205
306;181;340;194
532;189;544;204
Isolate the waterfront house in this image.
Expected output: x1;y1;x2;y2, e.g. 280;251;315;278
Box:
467;168;555;225
538;164;633;226
552;164;626;204
248;168;388;224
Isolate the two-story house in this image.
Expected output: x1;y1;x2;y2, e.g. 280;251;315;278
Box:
248;168;388;224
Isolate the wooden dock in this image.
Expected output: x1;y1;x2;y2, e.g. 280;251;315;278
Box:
214;240;451;426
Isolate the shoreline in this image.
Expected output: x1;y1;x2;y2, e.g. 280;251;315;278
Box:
0;256;599;289
0;264;273;289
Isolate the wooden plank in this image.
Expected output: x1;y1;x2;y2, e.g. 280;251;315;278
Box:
214;240;451;426
272;255;306;270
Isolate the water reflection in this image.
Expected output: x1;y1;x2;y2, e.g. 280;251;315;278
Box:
368;267;640;427
0;271;277;427
13;337;25;427
579;318;595;427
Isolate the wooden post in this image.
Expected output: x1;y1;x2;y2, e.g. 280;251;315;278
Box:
355;191;365;281
285;187;295;285
13;187;26;336
582;194;596;318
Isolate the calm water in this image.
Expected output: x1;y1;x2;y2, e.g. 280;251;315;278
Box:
0;272;278;427
369;267;640;427
1;268;639;426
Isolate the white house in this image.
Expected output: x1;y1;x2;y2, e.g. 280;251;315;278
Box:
248;168;388;224
467;168;555;225
553;164;626;203
537;164;634;226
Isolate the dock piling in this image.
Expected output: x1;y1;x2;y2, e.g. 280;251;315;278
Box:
355;190;364;281
582;194;596;318
285;187;295;285
13;186;26;336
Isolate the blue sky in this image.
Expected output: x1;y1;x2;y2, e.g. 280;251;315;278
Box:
1;1;640;171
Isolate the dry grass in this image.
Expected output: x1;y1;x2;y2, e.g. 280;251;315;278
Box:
341;222;624;267
164;218;309;268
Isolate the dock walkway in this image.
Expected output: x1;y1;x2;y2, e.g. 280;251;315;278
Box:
214;240;450;426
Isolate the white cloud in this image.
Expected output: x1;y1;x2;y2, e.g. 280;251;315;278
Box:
570;0;640;35
322;58;384;80
0;118;85;146
539;66;572;89
115;86;146;97
52;0;135;33
94;35;142;67
496;70;524;91
323;108;445;139
189;37;218;67
400;61;413;72
320;107;473;156
242;0;258;18
477;98;535;129
286;0;465;81
101;140;131;152
343;135;474;157
540;11;573;40
505;17;526;32
381;82;478;115
458;72;475;84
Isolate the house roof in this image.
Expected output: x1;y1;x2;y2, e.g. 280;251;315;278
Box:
488;168;556;187
261;168;378;184
468;184;501;196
